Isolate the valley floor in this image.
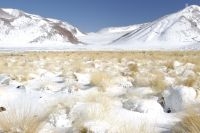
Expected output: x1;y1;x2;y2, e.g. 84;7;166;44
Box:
0;51;200;133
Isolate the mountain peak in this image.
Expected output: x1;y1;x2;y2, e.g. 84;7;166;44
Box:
93;4;200;46
181;5;200;13
0;8;83;44
0;6;199;50
185;4;199;9
1;8;24;18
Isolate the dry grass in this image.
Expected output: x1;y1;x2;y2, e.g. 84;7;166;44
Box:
128;63;138;72
83;91;116;111
134;75;152;87
71;103;108;132
194;65;200;73
165;60;174;70
134;70;167;92
172;111;200;133
109;121;156;133
0;51;199;61
175;75;199;88
150;71;167;92
80;121;156;133
80;127;88;133
0;51;199;87
128;63;138;77
0;62;8;74
183;76;197;87
150;78;167;93
0;96;54;133
90;71;112;91
70;59;86;72
0;51;200;132
72;92;115;132
73;94;156;133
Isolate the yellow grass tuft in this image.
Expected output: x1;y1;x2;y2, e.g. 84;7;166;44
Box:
194;65;200;73
128;63;139;77
109;121;157;133
83;92;115;111
134;71;167;92
150;79;167;93
172;111;200;133
128;63;138;76
150;71;167;92
165;60;174;70
70;59;86;72
183;76;197;87
0;98;54;133
90;71;112;91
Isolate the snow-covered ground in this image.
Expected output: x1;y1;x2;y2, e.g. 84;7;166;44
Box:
0;51;199;133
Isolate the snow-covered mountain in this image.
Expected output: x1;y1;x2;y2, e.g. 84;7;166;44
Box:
79;5;200;50
0;5;200;50
0;8;84;45
111;5;200;44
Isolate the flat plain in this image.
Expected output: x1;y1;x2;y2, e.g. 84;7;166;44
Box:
0;51;199;133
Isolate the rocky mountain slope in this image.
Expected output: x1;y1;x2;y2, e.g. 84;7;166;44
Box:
0;8;84;44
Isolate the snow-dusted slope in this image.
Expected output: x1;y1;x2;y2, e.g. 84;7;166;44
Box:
111;5;200;44
0;5;200;50
0;8;84;45
79;24;143;45
79;5;200;50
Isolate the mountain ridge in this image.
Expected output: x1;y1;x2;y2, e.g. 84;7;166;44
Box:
0;5;199;50
0;8;84;44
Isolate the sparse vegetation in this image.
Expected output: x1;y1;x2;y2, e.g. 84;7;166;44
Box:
90;71;112;91
109;121;156;133
128;63;138;76
194;65;200;73
0;99;53;133
165;60;174;70
70;59;86;72
128;63;138;72
150;71;167;92
183;76;197;87
172;111;200;133
0;51;200;132
151;78;167;92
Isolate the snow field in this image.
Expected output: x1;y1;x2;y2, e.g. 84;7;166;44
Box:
0;51;199;132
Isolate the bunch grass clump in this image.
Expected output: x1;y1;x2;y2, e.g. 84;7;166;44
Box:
90;71;112;91
172;111;200;133
0;96;54;133
150;71;167;92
